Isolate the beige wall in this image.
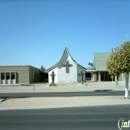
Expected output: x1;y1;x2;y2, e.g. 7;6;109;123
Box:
0;66;40;84
29;66;40;83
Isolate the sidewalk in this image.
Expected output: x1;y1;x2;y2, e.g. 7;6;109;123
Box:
0;81;126;92
0;82;130;110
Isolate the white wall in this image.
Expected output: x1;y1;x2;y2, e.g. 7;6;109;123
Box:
6;79;10;84
11;79;16;84
57;51;77;83
48;49;87;83
1;79;5;84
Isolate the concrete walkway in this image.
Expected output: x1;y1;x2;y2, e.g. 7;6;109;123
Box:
0;81;126;92
0;82;130;110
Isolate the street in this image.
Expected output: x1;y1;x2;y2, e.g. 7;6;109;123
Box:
0;104;130;130
0;91;125;98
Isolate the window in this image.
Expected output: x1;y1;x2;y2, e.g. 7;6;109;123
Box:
1;73;5;80
11;73;15;79
6;73;10;80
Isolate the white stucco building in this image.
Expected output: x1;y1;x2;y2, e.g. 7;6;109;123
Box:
47;47;86;83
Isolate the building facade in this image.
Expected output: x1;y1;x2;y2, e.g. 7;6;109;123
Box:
0;65;41;84
47;48;86;83
1;49;129;85
86;53;112;81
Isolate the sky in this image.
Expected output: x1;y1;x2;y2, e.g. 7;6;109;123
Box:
0;0;130;69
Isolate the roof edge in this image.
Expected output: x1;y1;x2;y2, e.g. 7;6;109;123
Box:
47;47;85;72
0;65;40;70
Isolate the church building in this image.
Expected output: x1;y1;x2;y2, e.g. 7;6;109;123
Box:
0;47;128;85
47;48;86;83
86;53;112;81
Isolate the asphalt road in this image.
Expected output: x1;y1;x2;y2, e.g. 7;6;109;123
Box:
0;91;125;98
0;104;130;130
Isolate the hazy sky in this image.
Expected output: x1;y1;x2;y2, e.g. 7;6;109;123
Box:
0;0;130;69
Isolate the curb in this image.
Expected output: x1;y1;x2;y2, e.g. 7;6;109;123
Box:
0;89;124;94
0;102;130;111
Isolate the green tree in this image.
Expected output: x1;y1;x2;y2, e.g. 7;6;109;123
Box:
107;41;130;98
88;62;93;67
40;65;46;73
107;47;120;83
